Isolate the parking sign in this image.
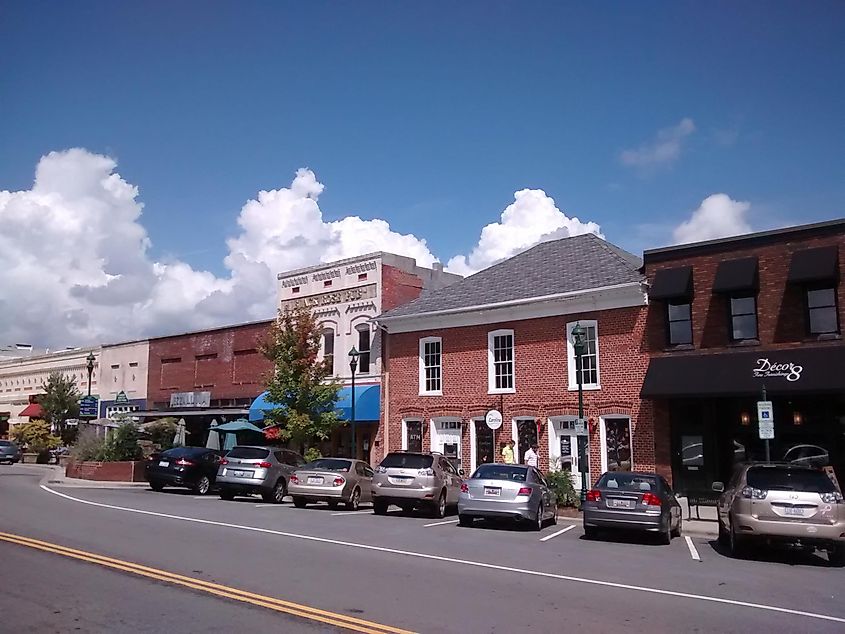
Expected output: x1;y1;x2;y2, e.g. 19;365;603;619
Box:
757;401;774;440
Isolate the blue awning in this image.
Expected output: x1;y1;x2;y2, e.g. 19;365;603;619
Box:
248;386;380;424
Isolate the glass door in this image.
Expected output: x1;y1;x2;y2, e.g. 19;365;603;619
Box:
551;419;584;490
474;420;494;471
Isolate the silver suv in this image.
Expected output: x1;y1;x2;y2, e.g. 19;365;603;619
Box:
372;452;463;518
217;445;305;503
0;440;22;464
714;462;845;565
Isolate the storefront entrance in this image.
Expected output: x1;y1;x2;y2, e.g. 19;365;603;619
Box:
514;418;538;464
473;419;494;471
549;417;587;490
431;419;463;472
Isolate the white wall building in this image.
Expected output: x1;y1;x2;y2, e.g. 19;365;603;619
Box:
98;340;150;419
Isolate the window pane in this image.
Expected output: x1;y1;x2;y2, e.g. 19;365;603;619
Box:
732;314;758;340
357;327;371;373
492;333;514;390
730;296;756;316
667;302;691;321
669;320;693;344
604;419;631;472
807;288;835;309
809;306;838;334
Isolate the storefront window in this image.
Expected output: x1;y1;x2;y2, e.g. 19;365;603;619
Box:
604;418;631;472
474;420;494;468
681;434;703;468
357;326;371;374
730;295;758;340
667;301;693;345
404;420;423;453
322;329;334;371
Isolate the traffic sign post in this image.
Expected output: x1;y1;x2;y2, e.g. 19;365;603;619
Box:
757;396;774;462
574;418;588;436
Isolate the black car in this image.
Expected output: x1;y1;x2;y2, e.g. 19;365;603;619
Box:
145;447;223;495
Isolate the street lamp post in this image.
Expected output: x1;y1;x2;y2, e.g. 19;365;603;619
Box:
348;347;359;460
570;322;588;505
85;352;96;397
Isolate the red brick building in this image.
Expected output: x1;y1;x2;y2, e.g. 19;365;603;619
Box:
641;219;845;495
378;234;652;488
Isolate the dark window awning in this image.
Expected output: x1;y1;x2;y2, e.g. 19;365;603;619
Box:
648;266;693;300
787;246;839;284
712;257;759;294
641;346;845;398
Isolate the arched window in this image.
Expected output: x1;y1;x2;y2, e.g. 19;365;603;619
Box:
321;328;335;373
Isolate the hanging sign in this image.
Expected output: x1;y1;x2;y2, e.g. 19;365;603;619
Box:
485;410;503;430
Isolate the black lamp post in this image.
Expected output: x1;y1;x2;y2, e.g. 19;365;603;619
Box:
570;322;588;505
348;347;359;460
85;352;96;397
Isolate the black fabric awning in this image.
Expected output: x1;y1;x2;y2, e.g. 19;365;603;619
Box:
787;246;839;284
649;266;693;300
712;257;759;294
641;346;845;398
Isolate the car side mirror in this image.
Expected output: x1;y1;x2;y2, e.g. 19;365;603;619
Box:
459;469;464;476
711;481;725;493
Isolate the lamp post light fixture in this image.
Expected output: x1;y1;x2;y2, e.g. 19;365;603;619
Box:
348;347;360;460
85;352;96;398
570;322;588;505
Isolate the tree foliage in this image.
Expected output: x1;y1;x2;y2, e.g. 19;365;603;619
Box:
102;422;142;461
11;420;61;456
259;304;342;450
39;371;81;441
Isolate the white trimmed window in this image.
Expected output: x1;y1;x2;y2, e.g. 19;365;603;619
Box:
419;337;442;395
488;329;515;394
356;324;371;374
566;320;600;390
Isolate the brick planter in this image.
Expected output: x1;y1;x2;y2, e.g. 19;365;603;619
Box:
65;460;146;482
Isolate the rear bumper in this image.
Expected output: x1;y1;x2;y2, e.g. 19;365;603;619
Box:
732;513;845;543
0;455;21;462
372;483;439;504
145;471;197;487
458;498;535;521
583;507;664;532
289;483;349;500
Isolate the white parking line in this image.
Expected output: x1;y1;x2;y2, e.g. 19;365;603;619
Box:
539;524;577;542
330;510;373;516
254;504;289;508
423;519;460;527
191;496;220;500
39;485;845;626
684;536;701;561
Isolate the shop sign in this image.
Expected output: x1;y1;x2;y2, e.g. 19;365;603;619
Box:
485;410;503;430
280;283;377;311
752;358;803;382
170;391;211;408
114;391;129;405
757;400;774;440
79;396;99;418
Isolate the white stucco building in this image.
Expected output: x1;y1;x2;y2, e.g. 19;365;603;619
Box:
98;340;150;419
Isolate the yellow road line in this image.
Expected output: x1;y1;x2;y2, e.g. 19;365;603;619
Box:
0;531;415;634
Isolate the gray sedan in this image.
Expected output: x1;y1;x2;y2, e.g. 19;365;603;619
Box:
458;464;558;530
582;471;682;544
289;458;374;511
0;440;22;464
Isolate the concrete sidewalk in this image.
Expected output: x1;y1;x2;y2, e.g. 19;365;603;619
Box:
15;464;150;489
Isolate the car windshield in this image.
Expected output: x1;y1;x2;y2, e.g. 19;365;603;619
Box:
0;440;11;447
161;447;207;458
747;467;836;493
304;459;351;472
227;447;270;460
599;473;658;492
472;465;528;482
379;454;433;469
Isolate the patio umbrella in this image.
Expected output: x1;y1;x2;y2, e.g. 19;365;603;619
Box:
172;418;188;447
215;418;265;452
205;419;220;450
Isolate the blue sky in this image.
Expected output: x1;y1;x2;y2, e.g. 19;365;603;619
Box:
0;2;843;345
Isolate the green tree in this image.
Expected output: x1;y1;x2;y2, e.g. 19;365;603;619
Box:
259;304;342;452
10;420;61;462
102;422;142;462
39;371;81;442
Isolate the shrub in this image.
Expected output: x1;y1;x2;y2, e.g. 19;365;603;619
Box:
70;428;107;462
547;469;581;509
145;418;177;450
304;446;323;463
10;420;61;455
102;423;142;462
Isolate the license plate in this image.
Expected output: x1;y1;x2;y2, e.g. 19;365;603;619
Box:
784;507;805;516
388;476;411;485
484;487;501;496
158;461;169;467
608;499;634;509
233;470;246;478
307;476;323;485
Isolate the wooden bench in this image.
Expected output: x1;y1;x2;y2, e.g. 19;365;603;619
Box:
686;491;719;520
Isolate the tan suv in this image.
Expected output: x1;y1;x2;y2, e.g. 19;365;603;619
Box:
372;452;464;518
714;462;845;565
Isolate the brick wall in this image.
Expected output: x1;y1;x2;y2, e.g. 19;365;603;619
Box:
383;306;653;484
381;265;426;313
148;321;274;407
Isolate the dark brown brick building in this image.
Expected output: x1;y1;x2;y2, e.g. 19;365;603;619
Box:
641;219;845;495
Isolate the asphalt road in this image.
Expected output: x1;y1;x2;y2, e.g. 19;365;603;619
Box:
1;464;843;633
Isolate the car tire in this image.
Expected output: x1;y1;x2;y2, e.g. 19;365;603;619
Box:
431;491;447;519
346;488;361;511
828;544;845;567
327;500;340;509
458;514;473;527
584;526;598;539
550;505;558;526
400;503;414;515
717;520;729;547
194;476;211;496
659;522;672;545
292;496;307;509
671;516;682;539
373;501;389;515
263;479;286;504
149;481;164;492
533;503;545;531
729;519;747;558
219;489;235;501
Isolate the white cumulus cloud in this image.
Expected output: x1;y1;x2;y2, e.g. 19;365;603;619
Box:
620;118;696;169
673;194;752;244
446;188;603;276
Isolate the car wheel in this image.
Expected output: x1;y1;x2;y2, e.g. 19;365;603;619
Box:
400;503;414;515
458;514;473;527
194;476;211;496
550;505;558;526
149;481;164;492
373;501;389;515
828;544;845;567
346;487;361;511
729;519;746;558
584;526;599;540
293;496;307;509
671;516;682;538
264;479;286;504
219;489;235;501
533;503;545;531
431;491;447;519
659;521;672;545
717;520;729;546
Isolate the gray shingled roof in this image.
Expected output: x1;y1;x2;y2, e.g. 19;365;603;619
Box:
381;233;643;319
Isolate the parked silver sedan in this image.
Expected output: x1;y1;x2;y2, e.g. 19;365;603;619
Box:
289;458;374;511
458;464;558;530
582;471;682;544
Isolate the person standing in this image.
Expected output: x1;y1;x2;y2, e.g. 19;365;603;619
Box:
525;443;539;468
501;439;515;464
